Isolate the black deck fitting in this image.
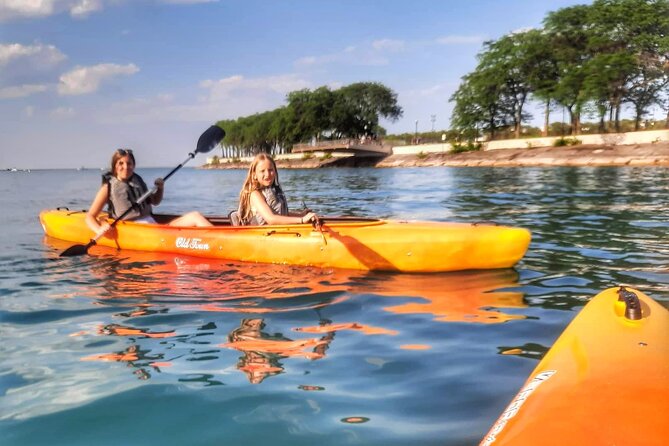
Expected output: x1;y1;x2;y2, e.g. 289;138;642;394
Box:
617;286;643;320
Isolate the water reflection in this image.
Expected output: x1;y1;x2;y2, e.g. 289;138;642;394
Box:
41;241;525;387
81;344;158;380
373;270;525;324
224;318;332;384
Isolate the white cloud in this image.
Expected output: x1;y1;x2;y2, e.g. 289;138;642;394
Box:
0;0;104;21
295;38;412;69
0;43;66;67
296;35;483;69
0;0;217;21
435;35;485;45
0;83;48;99
200;74;311;99
96;73;311;125
372;39;405;52
57;63;139;95
70;0;102;17
0;0;56;20
22;106;35;117
0;43;66;88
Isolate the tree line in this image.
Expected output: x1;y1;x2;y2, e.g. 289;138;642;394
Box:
216;82;402;157
450;0;669;140
216;0;668;156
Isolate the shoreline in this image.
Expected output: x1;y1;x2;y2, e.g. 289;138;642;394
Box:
201;141;669;169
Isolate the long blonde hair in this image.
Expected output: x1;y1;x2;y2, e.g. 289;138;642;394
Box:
238;153;281;223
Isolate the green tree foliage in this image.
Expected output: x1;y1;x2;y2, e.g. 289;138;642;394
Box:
216;82;402;156
450;0;669;139
543;4;593;135
478;32;544;138
450;70;507;140
333;82;403;137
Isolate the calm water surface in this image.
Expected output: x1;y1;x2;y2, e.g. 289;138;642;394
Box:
1;166;668;445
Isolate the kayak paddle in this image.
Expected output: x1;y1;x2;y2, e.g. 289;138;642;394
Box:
59;125;226;257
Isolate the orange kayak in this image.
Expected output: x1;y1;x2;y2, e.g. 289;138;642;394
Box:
39;208;530;273
481;286;669;446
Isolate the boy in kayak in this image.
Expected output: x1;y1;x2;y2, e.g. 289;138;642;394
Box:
86;148;212;237
235;153;317;226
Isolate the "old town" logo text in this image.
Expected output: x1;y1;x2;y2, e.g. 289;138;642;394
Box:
175;237;210;251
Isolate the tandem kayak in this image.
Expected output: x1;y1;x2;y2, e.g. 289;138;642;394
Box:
39;208;531;273
481;286;669;446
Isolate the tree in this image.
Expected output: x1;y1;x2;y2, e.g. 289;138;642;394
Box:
216;82;402;154
522;30;561;136
543;4;593;135
332;82;403;137
597;0;669;129
286;87;335;142
478;31;549;138
450;70;508;140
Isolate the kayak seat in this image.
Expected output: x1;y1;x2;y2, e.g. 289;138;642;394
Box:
229;210;241;226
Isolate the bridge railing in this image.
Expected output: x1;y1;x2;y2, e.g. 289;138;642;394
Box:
293;137;385;152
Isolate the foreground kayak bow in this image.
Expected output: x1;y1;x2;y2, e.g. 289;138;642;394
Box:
481;286;669;446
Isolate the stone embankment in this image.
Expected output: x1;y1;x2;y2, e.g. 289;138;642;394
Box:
203;142;669;169
375;142;669;168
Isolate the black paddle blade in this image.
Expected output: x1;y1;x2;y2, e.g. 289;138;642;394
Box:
196;125;225;154
59;243;90;257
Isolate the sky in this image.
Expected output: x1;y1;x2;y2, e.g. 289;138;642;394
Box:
0;0;587;169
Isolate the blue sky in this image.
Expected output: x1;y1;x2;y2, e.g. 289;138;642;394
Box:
1;0;586;169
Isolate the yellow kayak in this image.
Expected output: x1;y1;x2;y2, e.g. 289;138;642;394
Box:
40;208;531;273
481;286;669;446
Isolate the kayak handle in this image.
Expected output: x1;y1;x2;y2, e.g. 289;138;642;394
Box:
265;230;302;237
617;286;642;320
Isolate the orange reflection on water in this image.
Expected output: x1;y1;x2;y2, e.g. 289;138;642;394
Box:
97;323;175;338
149;362;172;368
377;270;526;324
223;318;334;384
81;345;141;363
223;338;329;359
294;322;398;336
45;242;528;385
400;344;432;350
223;318;329;359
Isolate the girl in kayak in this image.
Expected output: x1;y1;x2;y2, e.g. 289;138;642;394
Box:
86;148;212;236
236;153;317;226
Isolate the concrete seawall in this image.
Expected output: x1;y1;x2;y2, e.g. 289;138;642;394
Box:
204;129;669;169
391;129;669;155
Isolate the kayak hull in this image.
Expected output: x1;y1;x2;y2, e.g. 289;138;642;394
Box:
39;209;531;273
481;287;669;446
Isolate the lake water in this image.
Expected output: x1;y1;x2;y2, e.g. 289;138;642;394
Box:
1;166;668;445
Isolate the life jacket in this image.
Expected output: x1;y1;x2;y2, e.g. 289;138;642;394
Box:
102;172;152;220
246;185;289;226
